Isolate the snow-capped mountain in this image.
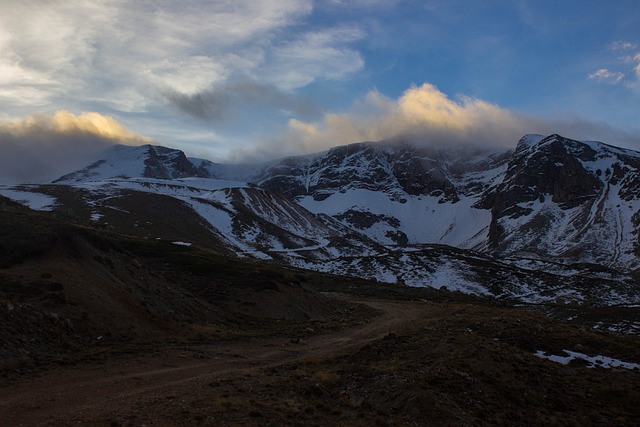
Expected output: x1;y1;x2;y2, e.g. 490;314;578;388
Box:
252;138;511;248
54;144;210;182
484;134;640;269
3;133;640;306
248;134;640;270
53;143;262;184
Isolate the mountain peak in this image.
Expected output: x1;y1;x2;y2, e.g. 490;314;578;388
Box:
518;134;545;146
53;144;208;183
5;132;640;307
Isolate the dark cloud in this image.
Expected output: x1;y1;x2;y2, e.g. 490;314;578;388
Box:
162;80;319;124
0;111;150;184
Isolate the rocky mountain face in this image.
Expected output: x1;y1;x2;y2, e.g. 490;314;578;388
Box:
247;134;640;270
484;134;640;268
250;139;510;248
255;139;511;203
5;133;640;306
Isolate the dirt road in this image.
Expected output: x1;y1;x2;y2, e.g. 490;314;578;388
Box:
1;297;432;426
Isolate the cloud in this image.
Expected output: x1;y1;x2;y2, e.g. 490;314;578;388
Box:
264;26;365;90
0;1;365;117
588;68;625;84
230;83;640;161
236;83;522;159
610;41;636;51
162;80;318;123
0;111;151;184
588;41;640;90
321;0;400;10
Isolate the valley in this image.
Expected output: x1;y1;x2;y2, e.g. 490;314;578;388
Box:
0;192;638;425
1;133;640;425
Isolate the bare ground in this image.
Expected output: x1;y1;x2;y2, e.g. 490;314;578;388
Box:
3;295;640;426
0;297;429;426
1;206;639;426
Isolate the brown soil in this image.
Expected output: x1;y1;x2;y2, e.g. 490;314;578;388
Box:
2;295;640;426
0;297;425;426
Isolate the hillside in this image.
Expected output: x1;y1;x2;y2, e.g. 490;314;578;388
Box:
48;133;640;271
0;202;639;426
3;133;639;308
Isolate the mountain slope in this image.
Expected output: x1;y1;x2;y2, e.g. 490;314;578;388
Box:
253;139;511;247
3;132;639;306
485;134;640;268
3;178;382;264
246;134;640;270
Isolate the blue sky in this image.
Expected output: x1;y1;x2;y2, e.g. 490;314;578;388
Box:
1;0;639;166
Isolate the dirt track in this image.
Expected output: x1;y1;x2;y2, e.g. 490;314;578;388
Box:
1;297;431;426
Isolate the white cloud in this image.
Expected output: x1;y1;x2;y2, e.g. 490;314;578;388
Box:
588;68;625;84
145;56;229;95
321;0;399;9
610;41;636;51
0;0;365;118
588;41;640;90
266;26;365;90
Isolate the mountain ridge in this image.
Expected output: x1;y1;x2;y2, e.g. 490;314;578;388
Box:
3;133;640;306
39;133;640;270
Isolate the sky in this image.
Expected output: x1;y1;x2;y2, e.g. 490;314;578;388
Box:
1;0;640;181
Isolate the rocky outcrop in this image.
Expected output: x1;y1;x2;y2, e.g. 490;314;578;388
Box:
143;146;200;179
484;134;640;267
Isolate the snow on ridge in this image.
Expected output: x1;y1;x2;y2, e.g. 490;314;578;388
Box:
68;177;249;200
184;197;271;260
516;134;545;151
0;187;57;211
63;144;150;182
517;133;640;161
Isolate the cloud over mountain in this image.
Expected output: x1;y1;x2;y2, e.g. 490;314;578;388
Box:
0;111;151;184
232;83;640;161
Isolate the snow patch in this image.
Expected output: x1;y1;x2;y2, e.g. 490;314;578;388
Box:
298;189;491;248
534;350;640;370
0;188;56;211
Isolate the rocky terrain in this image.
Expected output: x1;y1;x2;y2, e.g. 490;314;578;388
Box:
1;201;639;426
250;134;640;271
48;133;640;274
1;133;640;425
3;133;640;308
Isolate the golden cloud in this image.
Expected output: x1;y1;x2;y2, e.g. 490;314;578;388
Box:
232;82;640;163
2;110;151;145
0;111;152;184
272;83;524;155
